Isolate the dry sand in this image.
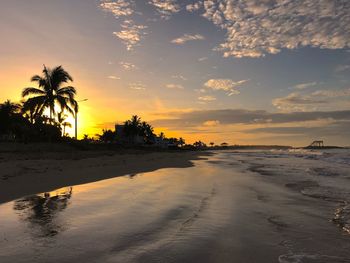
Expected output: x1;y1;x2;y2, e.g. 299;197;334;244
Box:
0;146;206;204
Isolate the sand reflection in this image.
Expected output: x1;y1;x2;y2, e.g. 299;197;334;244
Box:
13;187;73;237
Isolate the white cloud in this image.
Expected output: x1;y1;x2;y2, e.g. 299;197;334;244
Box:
272;89;350;111
312;88;350;98
119;61;137;70
186;2;202;12
108;75;120;79
198;95;217;101
100;0;134;17
294;81;317;90
273;92;327;111
198;56;208;62
166;83;184;89
202;0;350;58
129;82;146;90
171;75;187;80
204;78;248;96
148;0;180;19
113;20;147;51
195;88;207;93
171;34;205;45
203;120;220;126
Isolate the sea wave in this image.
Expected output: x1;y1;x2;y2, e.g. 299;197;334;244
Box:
279;253;350;263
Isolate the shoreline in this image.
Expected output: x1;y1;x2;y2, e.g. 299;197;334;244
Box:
0;149;210;205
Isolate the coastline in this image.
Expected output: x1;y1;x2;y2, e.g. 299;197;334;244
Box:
0;147;209;204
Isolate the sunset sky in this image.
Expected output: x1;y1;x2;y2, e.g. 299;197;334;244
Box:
1;0;349;146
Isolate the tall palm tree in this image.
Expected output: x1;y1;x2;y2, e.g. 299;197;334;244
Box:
22;65;77;124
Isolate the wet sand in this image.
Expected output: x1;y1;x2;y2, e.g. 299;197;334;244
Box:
1;150;350;262
0;150;205;204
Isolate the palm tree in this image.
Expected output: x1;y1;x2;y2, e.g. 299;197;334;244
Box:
159;132;165;140
0;100;21;116
21;99;44;124
210;142;214;147
0;100;25;138
22;65;77;124
124;115;142;144
179;137;185;147
140;121;154;142
57;111;72;136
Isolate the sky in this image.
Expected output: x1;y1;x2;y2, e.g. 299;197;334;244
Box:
0;0;349;146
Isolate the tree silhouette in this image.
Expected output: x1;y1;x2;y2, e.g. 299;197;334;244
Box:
179;137;185;147
57;111;71;136
22;65;77;124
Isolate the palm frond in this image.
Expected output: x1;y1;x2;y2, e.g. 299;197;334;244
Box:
30;75;46;87
56;96;75;116
57;86;76;102
63;121;72;128
22;96;47;118
22;87;45;97
51;66;73;89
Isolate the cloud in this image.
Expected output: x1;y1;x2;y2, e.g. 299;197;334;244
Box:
171;75;187;80
203;120;220;126
312;88;350;98
148;0;180;19
100;0;134;18
166;83;184;89
186;2;202;12
201;0;350;58
151;109;350;127
335;65;350;72
129;82;146;90
107;75;120;79
113;20;147;50
171;34;205;45
119;61;137;70
204;78;248;96
198;56;208;61
198;95;217;101
294;81;317;90
150;108;350;145
246;121;350;138
272;92;327;111
273;88;350;111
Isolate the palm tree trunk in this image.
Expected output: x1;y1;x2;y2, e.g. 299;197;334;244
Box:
50;106;52;125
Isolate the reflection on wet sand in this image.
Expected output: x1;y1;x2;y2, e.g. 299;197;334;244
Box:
1;150;350;263
13;187;72;237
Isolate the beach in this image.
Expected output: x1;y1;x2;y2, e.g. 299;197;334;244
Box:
0;144;205;204
1;149;350;262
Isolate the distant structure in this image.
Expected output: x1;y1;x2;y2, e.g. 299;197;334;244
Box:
308;140;324;148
